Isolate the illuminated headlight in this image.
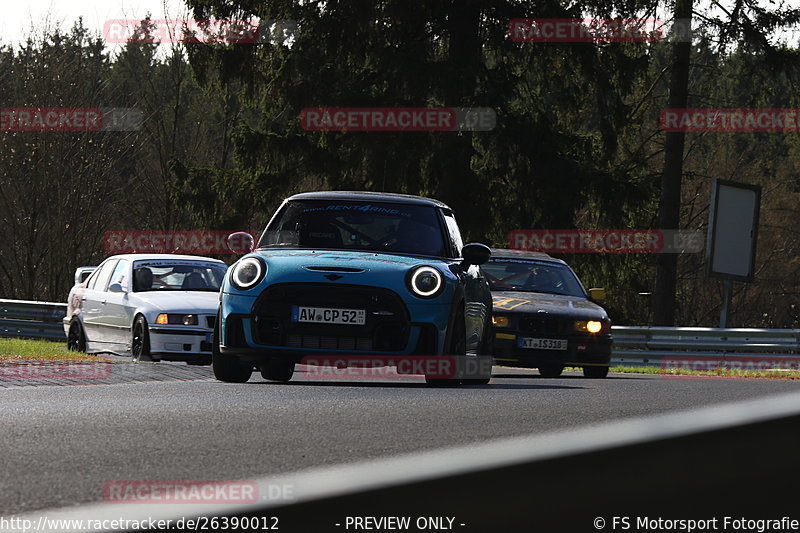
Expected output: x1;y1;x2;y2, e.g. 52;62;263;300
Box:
575;320;604;333
156;314;198;325
407;266;443;298
492;315;509;327
231;257;265;290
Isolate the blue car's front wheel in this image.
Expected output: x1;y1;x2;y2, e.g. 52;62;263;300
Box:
461;322;492;386
212;310;253;383
425;306;465;387
260;359;294;382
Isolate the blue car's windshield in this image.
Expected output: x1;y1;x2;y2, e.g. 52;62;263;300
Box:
259;200;446;256
481;259;586;298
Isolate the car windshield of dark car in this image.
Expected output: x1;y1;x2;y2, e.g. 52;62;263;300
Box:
132;261;227;292
481;260;586;297
258;200;446;256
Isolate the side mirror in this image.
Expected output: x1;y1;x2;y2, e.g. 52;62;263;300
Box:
227;232;255;255
108;283;126;293
462;243;491;266
588;288;606;302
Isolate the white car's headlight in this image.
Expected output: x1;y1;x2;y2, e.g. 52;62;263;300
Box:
407;266;443;298
231;257;265;290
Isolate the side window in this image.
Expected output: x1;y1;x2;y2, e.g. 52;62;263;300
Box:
109;260;130;290
443;212;464;258
89;260;118;292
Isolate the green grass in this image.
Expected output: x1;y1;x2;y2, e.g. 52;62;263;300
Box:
562;365;800;379
0;338;797;378
607;365;800;379
0;338;97;361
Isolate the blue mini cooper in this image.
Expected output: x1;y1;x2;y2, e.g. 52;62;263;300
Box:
213;191;494;385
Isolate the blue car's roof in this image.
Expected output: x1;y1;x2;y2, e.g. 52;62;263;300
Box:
286;191;451;210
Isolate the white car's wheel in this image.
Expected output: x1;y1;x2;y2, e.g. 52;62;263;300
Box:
131;316;152;362
67;320;87;352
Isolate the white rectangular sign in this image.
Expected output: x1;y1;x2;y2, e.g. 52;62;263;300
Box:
706;179;761;281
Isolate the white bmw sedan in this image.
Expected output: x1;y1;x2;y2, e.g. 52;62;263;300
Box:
64;254;228;364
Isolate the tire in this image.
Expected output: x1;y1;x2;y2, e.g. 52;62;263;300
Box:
583;365;609;378
426;306;466;386
67;320;87;352
131;316;152;362
461;321;492;386
538;363;564;378
260;359;294;382
211;310;252;383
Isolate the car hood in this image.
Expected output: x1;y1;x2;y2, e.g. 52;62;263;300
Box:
492;291;608;320
229;249;456;300
253;249;447;282
132;291;219;313
256;249;433;268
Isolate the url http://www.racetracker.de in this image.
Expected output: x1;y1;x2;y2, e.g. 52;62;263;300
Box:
0;515;280;532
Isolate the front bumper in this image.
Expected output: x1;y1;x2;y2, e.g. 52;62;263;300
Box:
148;325;213;360
492;330;612;368
220;283;452;363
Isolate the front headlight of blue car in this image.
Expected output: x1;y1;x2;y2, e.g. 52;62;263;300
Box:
407;266;444;298
231;257;266;290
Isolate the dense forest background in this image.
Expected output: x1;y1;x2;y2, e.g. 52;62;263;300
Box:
0;0;798;328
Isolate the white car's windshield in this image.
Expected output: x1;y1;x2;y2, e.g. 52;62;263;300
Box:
132;261;226;292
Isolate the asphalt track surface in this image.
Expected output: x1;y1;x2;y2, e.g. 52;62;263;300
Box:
2;361;799;516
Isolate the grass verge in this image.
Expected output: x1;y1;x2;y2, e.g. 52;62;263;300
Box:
0;337;97;361
607;365;800;379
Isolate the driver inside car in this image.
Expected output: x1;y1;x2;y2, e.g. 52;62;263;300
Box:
391;219;442;256
133;267;153;291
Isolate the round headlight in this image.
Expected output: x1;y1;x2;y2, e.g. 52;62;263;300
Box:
231;257;264;290
586;320;603;333
409;266;443;298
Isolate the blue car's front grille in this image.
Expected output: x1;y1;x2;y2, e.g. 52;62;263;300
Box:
251;283;410;352
285;334;373;351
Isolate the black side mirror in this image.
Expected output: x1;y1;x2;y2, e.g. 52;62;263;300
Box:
462;243;491;266
227;232;255;255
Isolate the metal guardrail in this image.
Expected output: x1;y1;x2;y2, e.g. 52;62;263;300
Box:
1;298;798;361
0;299;67;341
611;326;800;366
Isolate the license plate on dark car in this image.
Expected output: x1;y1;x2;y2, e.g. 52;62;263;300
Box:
517;337;568;350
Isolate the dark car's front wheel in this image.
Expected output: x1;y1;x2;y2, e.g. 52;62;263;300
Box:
212;311;253;383
583;365;609;378
538;363;564;378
